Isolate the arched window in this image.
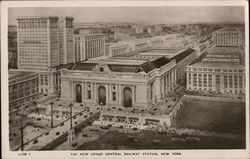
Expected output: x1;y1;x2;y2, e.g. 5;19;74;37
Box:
123;87;132;107
75;84;82;103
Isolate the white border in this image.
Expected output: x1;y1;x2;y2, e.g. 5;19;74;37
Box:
1;1;249;159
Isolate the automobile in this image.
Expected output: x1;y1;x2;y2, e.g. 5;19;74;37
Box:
72;143;78;147
238;97;242;99
89;112;93;115
33;139;38;144
119;125;123;129
79;112;83;116
168;105;171;108
45;132;49;135
37;118;41;121
56;132;60;135
153;139;160;144
87;110;90;112
112;107;116;109
82;134;88;137
131;110;135;113
80;104;84;107
171;137;186;142
74;122;78;125
132;127;138;130
107;108;111;111
87;122;92;126
107;124;112;127
186;137;200;142
97;108;100;110
73;116;76;119
100;126;109;129
153;108;158;111
84;115;88;118
118;108;123;111
173;98;176;101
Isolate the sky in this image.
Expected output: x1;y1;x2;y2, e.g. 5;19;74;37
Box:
8;6;245;25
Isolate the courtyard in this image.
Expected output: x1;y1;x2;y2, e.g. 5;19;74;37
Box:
172;97;245;135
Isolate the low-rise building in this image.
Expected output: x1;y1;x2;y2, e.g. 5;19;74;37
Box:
60;48;196;108
186;62;245;94
212;27;243;47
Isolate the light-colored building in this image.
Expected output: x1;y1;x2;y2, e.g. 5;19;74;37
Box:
9;70;39;110
58;17;74;64
212;27;242;47
60;48;196;108
202;54;240;65
17;16;74;96
73;34;105;62
186;62;245;94
17;16;60;71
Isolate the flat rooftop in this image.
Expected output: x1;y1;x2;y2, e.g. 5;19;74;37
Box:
215;27;238;32
190;62;245;69
9;70;35;80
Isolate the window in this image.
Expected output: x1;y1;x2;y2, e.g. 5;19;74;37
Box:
87;90;91;99
112;92;117;101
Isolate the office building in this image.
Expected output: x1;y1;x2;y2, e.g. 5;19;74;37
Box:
9;71;39;111
58;17;74;64
186;62;245;94
17;16;74;96
73;33;105;62
212;27;242;47
17;16;60;71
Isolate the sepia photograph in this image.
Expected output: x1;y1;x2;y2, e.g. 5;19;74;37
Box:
1;1;249;159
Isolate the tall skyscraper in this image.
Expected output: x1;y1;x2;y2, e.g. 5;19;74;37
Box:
58;17;74;64
16;16;74;96
17;16;60;71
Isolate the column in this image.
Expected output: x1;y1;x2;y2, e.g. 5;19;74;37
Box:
119;84;122;102
207;74;209;89
165;75;168;95
92;83;95;100
201;73;204;89
154;77;161;102
191;73;194;89
220;75;224;91
187;73;189;89
132;86;135;103
237;75;240;91
161;78;164;98
109;84;112;102
232;75;235;92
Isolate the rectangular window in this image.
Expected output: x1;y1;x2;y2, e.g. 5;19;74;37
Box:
239;76;243;88
234;75;238;88
229;75;233;88
216;75;220;89
224;75;228;88
112;92;117;101
88;90;91;99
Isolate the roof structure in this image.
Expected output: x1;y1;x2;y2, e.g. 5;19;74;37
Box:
170;48;195;63
9;70;36;80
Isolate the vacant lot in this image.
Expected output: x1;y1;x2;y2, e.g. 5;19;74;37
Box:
172;98;245;134
77;130;245;150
